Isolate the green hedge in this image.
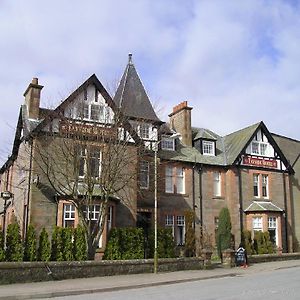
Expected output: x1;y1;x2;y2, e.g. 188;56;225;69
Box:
103;227;144;260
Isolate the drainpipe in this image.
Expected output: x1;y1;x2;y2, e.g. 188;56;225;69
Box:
237;166;244;239
198;164;203;228
282;172;289;253
192;165;196;230
25;139;34;240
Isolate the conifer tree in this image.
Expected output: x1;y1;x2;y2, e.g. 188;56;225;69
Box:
73;225;87;261
51;226;64;261
216;207;232;258
62;227;74;261
24;224;37;261
38;228;51;261
6;222;24;261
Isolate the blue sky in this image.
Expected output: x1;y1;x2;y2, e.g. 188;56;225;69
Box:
0;0;300;165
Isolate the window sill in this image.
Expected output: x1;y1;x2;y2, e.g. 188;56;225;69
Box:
164;192;188;197
212;196;225;200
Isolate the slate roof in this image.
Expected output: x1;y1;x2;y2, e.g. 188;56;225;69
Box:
113;54;161;123
160;121;293;172
193;127;220;141
244;201;283;212
272;134;300;167
223;122;260;165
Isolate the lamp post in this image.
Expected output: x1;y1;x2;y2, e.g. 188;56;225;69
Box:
154;141;158;274
1;191;13;235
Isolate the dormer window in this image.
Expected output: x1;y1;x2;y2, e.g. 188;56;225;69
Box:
202;140;215;156
161;136;175;151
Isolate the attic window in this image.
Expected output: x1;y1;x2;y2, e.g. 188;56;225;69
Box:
161;137;175;151
202;140;215;156
251;141;268;156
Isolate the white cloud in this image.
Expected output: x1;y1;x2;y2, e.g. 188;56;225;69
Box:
0;0;300;165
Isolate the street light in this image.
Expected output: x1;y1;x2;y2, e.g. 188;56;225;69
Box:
154;140;159;274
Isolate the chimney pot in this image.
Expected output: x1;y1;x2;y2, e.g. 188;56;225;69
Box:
32;78;38;84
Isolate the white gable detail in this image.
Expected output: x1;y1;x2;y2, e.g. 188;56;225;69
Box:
243;129;286;170
64;84;115;124
245;129;274;158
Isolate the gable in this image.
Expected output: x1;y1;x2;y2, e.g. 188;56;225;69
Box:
237;123;292;172
63;83;115;124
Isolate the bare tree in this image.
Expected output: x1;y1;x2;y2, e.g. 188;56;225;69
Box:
32;106;145;259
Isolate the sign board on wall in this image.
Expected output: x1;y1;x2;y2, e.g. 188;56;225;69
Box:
242;156;278;169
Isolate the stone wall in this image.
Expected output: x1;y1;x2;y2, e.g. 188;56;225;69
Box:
0;257;204;285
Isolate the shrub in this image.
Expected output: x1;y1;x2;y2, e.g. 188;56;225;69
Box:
37;228;51;261
51;226;64;261
24;224;37;261
216;207;232;258
6;222;24;261
103;228;122;260
148;227;175;259
73;225;87;261
62;227;74;261
104;227;145;260
0;227;5;261
184;210;196;257
242;230;255;255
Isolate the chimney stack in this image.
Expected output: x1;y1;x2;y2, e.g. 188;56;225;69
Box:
23;78;43;119
169;101;193;146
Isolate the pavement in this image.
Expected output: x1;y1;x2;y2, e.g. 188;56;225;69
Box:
1;259;300;300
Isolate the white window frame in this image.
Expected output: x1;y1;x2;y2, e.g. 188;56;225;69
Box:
268;216;278;245
202;140;215;156
262;174;269;198
251;141;268;156
252;216;263;231
253;174;260;197
213;171;221;197
161;137;175;151
176;215;185;246
139;161;149;189
78;146;101;179
165;215;175;236
165;166;174;193
63;204;75;228
139;123;150;139
176;167;185;194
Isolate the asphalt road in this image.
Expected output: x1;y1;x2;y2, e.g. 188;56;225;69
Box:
40;264;300;300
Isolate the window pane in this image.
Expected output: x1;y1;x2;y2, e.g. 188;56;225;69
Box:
252;217;262;231
202;141;214;155
213;172;221;197
165;166;174;193
253;174;259;197
161;138;174;150
83;103;89;119
140;124;150;139
139;161;149;188
91;104;100;121
176;168;184;194
252;142;259;154
262;175;268;198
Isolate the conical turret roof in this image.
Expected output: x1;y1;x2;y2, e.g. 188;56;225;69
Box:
113;54;161;123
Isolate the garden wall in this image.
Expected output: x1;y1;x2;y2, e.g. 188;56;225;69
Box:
0;257;204;285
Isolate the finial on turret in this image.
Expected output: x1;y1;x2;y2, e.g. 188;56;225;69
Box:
128;53;133;64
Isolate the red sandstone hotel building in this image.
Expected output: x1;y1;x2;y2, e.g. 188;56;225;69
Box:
1;54;299;256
